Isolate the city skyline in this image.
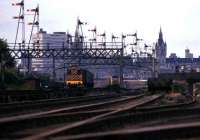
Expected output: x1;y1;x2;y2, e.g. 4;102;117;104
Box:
0;0;200;57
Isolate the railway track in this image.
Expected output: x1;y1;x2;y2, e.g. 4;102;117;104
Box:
0;93;156;139
0;94;143;123
48;96;198;140
50;120;200;140
0;94;123;117
0;88;145;117
18;94;162;140
2;92;196;140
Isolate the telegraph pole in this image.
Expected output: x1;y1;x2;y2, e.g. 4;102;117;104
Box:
88;26;97;48
119;34;126;87
145;43;156;78
98;32;106;48
12;0;27;75
52;50;56;81
152;48;156;78
27;5;40;74
27;4;40;47
12;0;25;48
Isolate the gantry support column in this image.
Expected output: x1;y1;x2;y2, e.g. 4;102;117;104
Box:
119;41;124;88
52;49;56;81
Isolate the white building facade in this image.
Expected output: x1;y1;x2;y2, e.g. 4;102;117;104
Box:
31;29;70;81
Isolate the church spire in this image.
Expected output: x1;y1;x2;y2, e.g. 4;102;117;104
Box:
159;26;163;40
155;27;167;65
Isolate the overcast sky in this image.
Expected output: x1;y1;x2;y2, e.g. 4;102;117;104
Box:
0;0;200;57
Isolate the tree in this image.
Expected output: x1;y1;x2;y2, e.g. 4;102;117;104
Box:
0;39;15;68
0;39;16;89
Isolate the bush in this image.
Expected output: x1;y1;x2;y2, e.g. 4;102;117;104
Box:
171;83;186;93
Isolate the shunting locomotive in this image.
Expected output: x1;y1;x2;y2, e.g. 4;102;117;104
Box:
65;65;94;88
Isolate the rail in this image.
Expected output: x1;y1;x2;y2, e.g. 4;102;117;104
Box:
21;94;162;140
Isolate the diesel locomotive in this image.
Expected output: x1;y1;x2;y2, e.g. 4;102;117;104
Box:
65;65;94;88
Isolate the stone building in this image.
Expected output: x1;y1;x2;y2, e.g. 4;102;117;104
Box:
155;28;167;66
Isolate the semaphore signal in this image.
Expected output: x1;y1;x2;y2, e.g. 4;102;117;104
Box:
12;0;25;49
12;1;24;6
13;15;24;19
27;5;40;48
12;0;40;74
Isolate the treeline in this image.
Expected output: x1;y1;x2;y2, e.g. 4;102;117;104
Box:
0;39;49;90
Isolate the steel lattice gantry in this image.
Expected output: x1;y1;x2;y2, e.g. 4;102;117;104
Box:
8;47;123;65
7;42;157;84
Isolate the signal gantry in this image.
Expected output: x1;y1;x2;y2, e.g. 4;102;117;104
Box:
12;0;25;49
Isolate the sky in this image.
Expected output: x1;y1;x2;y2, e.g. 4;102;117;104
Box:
0;0;200;57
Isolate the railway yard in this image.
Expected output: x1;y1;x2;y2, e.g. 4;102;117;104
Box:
0;89;199;140
1;0;200;139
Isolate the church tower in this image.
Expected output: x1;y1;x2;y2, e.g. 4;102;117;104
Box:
155;27;167;65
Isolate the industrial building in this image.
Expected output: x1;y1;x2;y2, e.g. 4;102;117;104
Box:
29;26;155;87
27;25;200;88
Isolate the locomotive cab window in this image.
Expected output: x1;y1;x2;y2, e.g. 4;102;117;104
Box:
77;70;81;74
67;70;71;74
